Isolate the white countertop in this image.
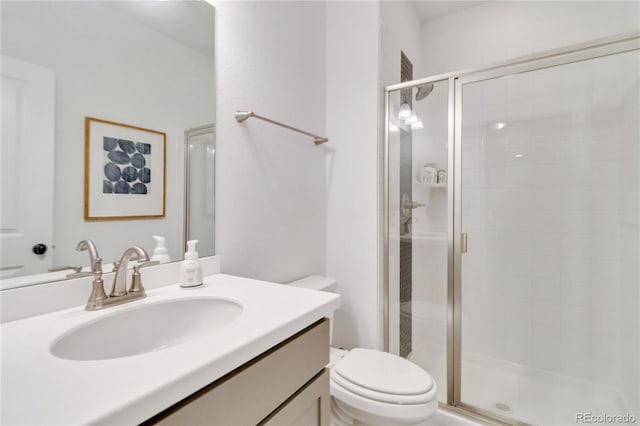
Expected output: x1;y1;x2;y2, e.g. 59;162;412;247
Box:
1;273;340;425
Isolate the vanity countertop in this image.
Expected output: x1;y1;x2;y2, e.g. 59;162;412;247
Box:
0;274;340;425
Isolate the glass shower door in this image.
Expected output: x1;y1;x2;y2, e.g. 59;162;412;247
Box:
457;48;639;425
387;78;451;403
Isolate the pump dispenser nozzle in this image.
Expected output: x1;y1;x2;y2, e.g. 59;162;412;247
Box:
185;240;199;260
150;235;171;263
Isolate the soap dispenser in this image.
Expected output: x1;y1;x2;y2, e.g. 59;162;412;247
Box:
180;240;203;288
150;235;172;264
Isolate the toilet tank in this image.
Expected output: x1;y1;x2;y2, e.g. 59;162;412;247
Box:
287;276;337;293
287;276;337;342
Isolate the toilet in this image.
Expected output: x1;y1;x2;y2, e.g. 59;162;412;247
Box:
288;276;438;425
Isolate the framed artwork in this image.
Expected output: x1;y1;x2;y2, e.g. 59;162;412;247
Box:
84;117;166;220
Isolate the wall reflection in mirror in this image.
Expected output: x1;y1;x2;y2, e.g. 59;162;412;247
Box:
0;1;216;289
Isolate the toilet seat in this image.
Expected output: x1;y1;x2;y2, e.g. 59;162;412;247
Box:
332;348;435;404
329;348;438;423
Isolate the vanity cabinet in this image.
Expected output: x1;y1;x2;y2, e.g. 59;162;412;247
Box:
145;319;330;426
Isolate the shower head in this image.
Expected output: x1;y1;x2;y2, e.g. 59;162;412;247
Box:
415;83;434;101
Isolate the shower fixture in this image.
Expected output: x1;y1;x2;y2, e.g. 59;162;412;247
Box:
415;83;434;101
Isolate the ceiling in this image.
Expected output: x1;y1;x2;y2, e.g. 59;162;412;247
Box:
101;1;215;59
410;1;486;22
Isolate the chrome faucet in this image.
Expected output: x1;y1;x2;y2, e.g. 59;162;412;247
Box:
76;239;102;273
110;246;153;297
63;239;103;279
76;245;158;311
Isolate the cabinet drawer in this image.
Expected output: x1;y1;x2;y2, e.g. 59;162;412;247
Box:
148;318;329;425
260;369;330;426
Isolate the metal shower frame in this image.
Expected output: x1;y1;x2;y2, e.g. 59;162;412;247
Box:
382;32;640;425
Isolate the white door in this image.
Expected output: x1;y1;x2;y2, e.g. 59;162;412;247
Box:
1;55;55;279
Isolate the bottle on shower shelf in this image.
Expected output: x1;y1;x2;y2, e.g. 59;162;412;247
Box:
421;163;438;184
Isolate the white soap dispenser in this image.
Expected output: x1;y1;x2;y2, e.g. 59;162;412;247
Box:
180;240;203;288
151;235;172;264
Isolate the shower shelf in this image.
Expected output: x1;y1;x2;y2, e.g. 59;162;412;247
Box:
415;181;447;189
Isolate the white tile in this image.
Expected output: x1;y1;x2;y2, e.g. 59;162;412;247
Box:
591;356;619;384
591;184;619;211
560;279;590;307
591;332;620;362
530;209;564;233
531;232;563;256
532;300;562;326
590;280;619;311
488;187;534;210
486;230;531;255
532;324;562;370
590;234;619;261
563;188;594;212
462;148;484;169
562;211;593;235
561;234;592;259
532;276;562;303
592;309;620;338
560;257;590;283
560;330;590;377
531;188;565;210
532;255;562;279
462;167;485;189
505;318;532;365
561;305;591;331
487;209;532;232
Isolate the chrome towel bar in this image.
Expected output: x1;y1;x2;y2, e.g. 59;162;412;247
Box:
235;111;329;145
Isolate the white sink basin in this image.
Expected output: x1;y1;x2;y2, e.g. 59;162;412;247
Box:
50;297;243;361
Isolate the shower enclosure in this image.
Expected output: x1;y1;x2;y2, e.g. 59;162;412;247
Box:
384;35;639;425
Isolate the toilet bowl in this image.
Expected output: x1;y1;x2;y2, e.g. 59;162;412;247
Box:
288;276;438;425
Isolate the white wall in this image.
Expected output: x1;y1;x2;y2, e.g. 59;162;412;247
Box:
213;1;326;283
380;1;424;86
325;1;381;350
2;2;215;267
420;1;640;77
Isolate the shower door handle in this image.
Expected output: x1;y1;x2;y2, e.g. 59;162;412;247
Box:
461;233;468;253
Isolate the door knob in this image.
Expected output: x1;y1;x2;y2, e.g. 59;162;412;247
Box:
32;243;48;256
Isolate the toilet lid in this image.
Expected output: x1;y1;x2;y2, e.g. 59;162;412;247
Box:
333;348;434;397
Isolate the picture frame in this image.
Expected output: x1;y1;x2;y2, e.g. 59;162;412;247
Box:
84;117;166;220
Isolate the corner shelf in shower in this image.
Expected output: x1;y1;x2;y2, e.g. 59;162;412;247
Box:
415;181;447;189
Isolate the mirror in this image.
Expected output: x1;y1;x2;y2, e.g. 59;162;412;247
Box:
185;124;215;256
0;1;215;289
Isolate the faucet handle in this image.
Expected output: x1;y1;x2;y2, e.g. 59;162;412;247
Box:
84;266;108;311
134;261;160;271
91;257;103;274
129;261;159;294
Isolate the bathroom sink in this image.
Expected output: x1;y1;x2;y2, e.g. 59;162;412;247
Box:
50;297;243;361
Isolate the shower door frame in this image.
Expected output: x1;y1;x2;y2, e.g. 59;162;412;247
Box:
383;32;640;425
